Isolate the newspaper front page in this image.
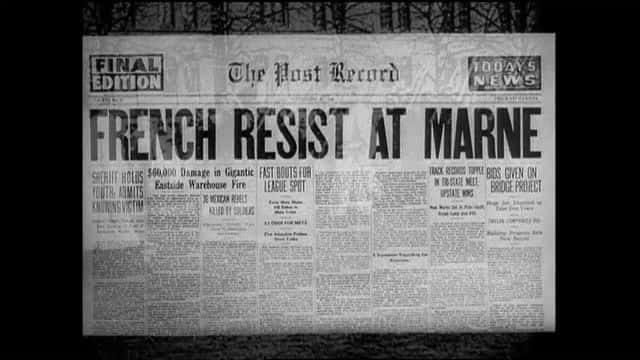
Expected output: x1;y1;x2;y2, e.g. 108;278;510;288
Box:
82;34;555;335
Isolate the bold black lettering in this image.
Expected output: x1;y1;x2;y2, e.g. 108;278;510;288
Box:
330;108;349;159
131;57;146;72
425;108;452;159
453;108;473;159
115;58;128;72
387;107;405;159
149;109;173;160
497;107;521;158
308;109;328;159
277;108;297;159
129;109;149;160
474;108;495;159
257;107;276;159
234;108;255;159
174;109;194;160
147;56;160;72
90;109;106;161
195;108;216;160
523;107;542;158
109;109;129;160
369;107;389;159
298;108;307;159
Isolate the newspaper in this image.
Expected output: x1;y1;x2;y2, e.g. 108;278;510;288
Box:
82;34;555;335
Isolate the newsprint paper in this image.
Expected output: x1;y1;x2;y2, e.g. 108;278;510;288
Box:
83;34;555;335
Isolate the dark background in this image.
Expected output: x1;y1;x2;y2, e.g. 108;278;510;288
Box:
6;1;637;358
80;2;547;34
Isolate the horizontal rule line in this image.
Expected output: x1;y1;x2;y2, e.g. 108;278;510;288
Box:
88;92;542;97
86;101;541;105
90;72;162;76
